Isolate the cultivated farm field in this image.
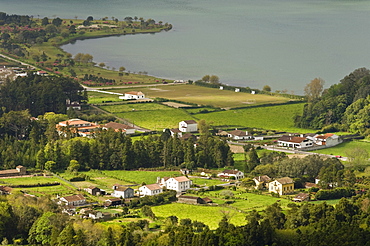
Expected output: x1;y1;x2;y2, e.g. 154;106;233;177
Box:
311;140;370;157
99;103;194;130
106;84;292;108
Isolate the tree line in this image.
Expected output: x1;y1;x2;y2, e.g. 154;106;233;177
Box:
295;67;370;137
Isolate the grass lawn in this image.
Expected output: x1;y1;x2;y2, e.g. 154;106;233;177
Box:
99;103;194;130
103;170;180;185
191;178;228;187
0;176;61;185
107;84;292;109
15;184;73;197
152;203;247;229
311;140;370;157
198;103;308;132
88;91;123;104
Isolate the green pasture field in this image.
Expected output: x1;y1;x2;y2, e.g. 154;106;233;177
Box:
185;107;220;114
87;91;123;104
0;176;60;186
107;84;291;109
152;203;247;229
309;199;340;206
99;103;194;130
191;178;227;187
198;103;308;132
16;184;73;197
0;57;20;66
102;170;180;185
311;140;370;157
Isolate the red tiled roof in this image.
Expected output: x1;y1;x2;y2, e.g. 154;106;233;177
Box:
144;184;162;191
174;176;190;182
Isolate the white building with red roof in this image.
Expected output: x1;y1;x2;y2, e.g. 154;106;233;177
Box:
103;122;135;134
59;194;86;206
179;120;197;133
310;133;341;147
164;176;192;192
277;135;313;149
56;119;100;137
218;169;244;180
139;184;163;196
119;91;145;100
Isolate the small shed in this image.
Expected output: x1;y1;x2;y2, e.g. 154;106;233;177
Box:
293;193;310;202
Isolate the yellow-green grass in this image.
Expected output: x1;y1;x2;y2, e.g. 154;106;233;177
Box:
88;91;123;104
102;170;180;185
309;199;340;206
311;140;370;157
191;178;228;187
15;184;73;197
99;103;194;130
152;203;247;229
198;103;308;132
0;176;61;186
107;84;292;109
227;193;294;211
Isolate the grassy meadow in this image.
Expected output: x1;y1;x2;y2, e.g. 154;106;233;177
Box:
311;140;370;157
107;84;292;109
99;103;194;130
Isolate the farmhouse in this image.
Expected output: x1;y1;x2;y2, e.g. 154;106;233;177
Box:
177;195;205;204
103;122;136;134
277;135;313;149
139;184;163;196
253;175;271;189
170;128;182;138
179;120;198;133
310;133;342;147
66;99;81;110
164;176;192;192
57;119;100;137
217;169;244;180
0;165;27;178
227;129;253;140
112;186;134;199
59;194;86;206
269;177;294;196
119;91;145;100
105;198;122;207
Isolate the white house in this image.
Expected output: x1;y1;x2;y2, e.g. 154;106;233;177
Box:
227;129;253;140
217;169;244;180
170;128;183;138
57;119;100;137
164;176;192;192
179;120;197;133
277;135;313;149
311;133;341;147
119;91;145;100
103;122;136;134
112;187;134;198
59;194;86;206
253;175;271;189
139;184;163;196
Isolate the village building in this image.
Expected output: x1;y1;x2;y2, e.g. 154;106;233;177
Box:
253;175;271;189
269;177;294;196
119;91;145;100
227;129;253;140
57;119;100;137
163;176;192;192
84;186;104;196
217;169;245;180
112;186;134;199
170;128;182;138
139;184;163;196
180;133;197;141
177;195;206;205
0;165;27;178
105;198;123;207
310;133;342;147
179;120;198;133
59;194;86;206
277;135;313;149
88;211;104;220
103;122;136;134
293;193;310;202
66;99;81;110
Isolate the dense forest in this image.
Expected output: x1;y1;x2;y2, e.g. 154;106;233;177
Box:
2;193;370;245
295;68;370;136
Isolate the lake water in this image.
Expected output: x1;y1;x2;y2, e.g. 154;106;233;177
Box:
2;0;370;94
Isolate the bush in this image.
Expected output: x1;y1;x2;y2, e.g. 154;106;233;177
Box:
316;188;355;200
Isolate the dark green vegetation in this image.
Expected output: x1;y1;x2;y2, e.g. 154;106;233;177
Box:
2;193;370;245
295;68;370;137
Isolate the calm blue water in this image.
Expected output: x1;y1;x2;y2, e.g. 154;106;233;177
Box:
2;0;370;94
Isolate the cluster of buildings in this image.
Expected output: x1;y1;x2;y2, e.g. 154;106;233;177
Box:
277;133;341;149
56;119;136;137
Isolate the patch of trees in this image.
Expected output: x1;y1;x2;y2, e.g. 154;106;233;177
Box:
316;187;355;200
0;12;31;26
295;68;370;136
0;74;85;117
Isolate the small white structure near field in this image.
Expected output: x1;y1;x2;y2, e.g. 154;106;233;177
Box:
179;120;197;133
112;186;134;198
227;129;253;140
59;194;86;206
103;122;135;134
119;91;145;100
235;88;240;92
139;184;163;196
277;135;313;149
217;169;244;180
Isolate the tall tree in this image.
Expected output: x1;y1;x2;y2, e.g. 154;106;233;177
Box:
304;77;325;102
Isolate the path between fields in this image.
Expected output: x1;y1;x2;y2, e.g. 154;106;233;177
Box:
89;104;151;133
